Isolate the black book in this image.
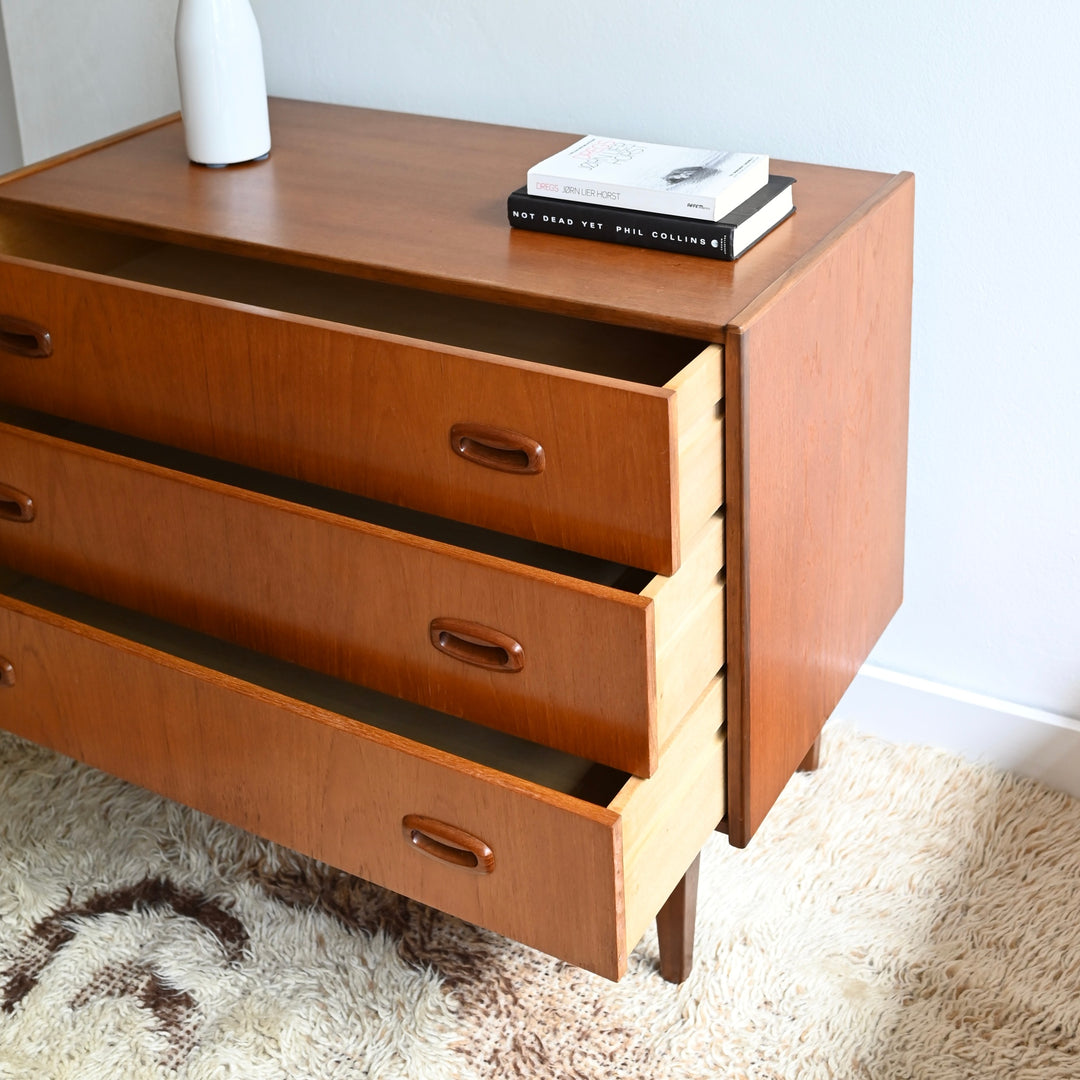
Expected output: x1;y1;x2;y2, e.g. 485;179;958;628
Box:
507;175;795;260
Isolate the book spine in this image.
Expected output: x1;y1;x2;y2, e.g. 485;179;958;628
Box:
526;173;717;221
508;192;736;259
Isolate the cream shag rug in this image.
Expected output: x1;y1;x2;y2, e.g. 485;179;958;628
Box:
1;723;1078;1080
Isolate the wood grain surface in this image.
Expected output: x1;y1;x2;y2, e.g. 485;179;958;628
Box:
0;100;895;339
0;101;913;911
0;419;672;774
0;237;718;574
724;172;914;846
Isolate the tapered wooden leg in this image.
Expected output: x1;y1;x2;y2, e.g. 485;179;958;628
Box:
656;852;700;984
797;735;822;772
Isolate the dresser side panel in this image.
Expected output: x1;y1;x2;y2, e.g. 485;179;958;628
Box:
727;173;914;847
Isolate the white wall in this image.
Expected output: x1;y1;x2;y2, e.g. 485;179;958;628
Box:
1;2;1078;750
0;5;21;171
0;0;178;164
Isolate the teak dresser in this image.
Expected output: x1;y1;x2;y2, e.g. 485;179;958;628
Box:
0;100;913;982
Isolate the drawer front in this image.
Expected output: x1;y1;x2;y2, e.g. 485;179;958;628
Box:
0;255;721;574
0;421;664;774
0;592;629;977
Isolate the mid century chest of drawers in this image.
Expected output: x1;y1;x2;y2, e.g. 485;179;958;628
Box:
0;100;913;982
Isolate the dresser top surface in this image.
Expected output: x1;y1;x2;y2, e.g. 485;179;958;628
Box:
0;98;902;338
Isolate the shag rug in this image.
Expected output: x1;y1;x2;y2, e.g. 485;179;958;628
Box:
0;724;1077;1080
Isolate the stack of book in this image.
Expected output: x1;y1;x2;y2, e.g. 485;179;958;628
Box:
507;134;795;261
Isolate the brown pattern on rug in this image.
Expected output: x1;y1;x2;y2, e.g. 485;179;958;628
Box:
246;853;499;987
240;727;1080;1080
2;724;1079;1079
247;851;660;1078
1;878;247;1014
71;960;201;1070
0;877;248;1070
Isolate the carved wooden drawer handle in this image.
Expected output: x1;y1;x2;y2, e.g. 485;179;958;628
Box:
0;483;35;523
450;423;545;475
402;814;495;874
429;617;525;673
0;658;14;687
0;315;52;358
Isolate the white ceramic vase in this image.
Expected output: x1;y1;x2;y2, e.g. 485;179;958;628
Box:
175;0;271;167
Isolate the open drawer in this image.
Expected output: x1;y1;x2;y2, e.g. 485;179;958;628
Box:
0;571;726;980
0;209;723;575
0;408;724;775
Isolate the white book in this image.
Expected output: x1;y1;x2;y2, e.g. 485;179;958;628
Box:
527;135;769;222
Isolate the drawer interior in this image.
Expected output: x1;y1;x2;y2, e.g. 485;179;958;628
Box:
0;209;708;385
0;564;629;806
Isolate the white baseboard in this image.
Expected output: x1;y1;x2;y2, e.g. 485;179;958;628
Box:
831;665;1080;800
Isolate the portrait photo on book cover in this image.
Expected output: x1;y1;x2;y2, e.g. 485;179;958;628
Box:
662;158;728;190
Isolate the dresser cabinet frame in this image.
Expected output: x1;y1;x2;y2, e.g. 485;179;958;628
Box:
0;101;913;981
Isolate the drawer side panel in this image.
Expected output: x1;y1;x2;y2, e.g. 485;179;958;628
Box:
612;675;726;953
647;512;726;747
669;344;725;551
